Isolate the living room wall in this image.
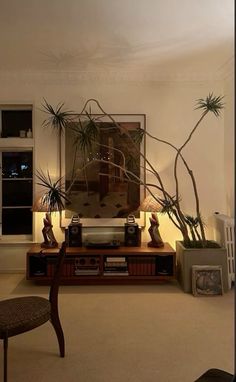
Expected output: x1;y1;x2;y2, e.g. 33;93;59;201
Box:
0;73;232;270
223;73;234;217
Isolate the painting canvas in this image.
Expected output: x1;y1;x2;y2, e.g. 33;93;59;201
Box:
60;114;146;227
192;265;223;296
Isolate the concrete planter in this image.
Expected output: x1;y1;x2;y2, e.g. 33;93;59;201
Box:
176;241;228;293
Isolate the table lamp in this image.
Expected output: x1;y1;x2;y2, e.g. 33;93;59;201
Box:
139;194;164;248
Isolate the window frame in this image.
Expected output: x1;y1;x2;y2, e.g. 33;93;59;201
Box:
0;105;34;241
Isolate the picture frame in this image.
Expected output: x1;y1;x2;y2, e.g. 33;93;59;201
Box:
192;265;223;296
60;114;146;228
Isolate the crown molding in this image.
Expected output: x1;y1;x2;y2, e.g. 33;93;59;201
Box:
0;68;228;84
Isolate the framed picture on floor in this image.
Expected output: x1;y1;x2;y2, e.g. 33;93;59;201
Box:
192;265;223;296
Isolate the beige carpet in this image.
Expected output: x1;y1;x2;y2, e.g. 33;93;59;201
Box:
0;274;234;382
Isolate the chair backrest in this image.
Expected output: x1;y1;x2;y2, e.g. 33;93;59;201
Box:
49;241;66;307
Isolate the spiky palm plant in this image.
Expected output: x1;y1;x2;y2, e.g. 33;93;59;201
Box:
41;99;73;131
172;93;224;246
68;116;100;195
41;94;224;247
35;169;70;212
41;99;74;170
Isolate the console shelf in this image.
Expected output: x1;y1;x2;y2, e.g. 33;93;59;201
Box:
26;243;176;285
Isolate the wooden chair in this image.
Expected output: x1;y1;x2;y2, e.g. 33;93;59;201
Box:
0;241;66;382
194;368;234;381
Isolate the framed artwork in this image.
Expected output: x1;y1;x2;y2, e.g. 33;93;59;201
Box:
60;114;146;227
192;265;223;296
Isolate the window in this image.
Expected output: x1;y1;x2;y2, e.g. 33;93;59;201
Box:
1;150;33;235
1;110;32;138
0;106;33;239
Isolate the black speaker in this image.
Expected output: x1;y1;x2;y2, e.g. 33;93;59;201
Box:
124;223;141;247
68;223;82;247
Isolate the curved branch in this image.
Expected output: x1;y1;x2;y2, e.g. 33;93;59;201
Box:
144;129;204;240
77;99;169;204
174;111;208;242
70;158;184;232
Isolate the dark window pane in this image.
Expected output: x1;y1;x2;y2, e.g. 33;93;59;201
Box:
2;208;32;234
1;110;32;138
2;180;32;206
2;151;32;178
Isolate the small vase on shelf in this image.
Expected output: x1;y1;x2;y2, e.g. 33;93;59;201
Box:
26;129;32;138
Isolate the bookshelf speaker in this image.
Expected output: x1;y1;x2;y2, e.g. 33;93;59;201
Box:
68;223;82;247
124;223;141;247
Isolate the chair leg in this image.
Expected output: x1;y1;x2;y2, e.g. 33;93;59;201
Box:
3;336;8;382
50;313;65;357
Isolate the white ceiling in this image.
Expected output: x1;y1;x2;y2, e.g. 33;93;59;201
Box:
0;0;234;80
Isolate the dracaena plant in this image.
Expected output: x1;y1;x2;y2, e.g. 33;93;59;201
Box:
35;169;70;213
41;94;224;248
41;99;74;170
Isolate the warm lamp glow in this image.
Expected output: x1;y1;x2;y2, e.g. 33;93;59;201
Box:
139;194;162;212
32;195;61;213
32;195;61;248
32;196;49;212
139;194;164;248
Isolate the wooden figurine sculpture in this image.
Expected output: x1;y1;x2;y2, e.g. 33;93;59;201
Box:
148;213;164;248
42;212;58;248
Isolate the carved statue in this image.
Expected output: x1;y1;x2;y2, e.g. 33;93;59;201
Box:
41;212;58;248
148;213;164;248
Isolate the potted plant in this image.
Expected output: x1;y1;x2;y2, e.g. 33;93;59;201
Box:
41;94;228;291
34;169;69;247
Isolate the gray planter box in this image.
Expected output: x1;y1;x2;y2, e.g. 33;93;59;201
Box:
176;241;228;293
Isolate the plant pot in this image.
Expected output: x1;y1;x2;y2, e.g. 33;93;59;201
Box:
176;241;228;293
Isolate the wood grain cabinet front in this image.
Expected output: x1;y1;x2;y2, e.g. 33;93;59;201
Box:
26;243;176;285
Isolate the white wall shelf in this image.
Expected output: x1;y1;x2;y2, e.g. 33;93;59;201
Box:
0;138;34;148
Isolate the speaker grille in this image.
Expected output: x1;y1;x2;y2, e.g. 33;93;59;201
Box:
68;223;82;247
124;224;141;247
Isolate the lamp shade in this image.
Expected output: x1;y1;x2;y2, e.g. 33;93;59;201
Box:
140;194;164;248
139;194;162;212
32;194;63;213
